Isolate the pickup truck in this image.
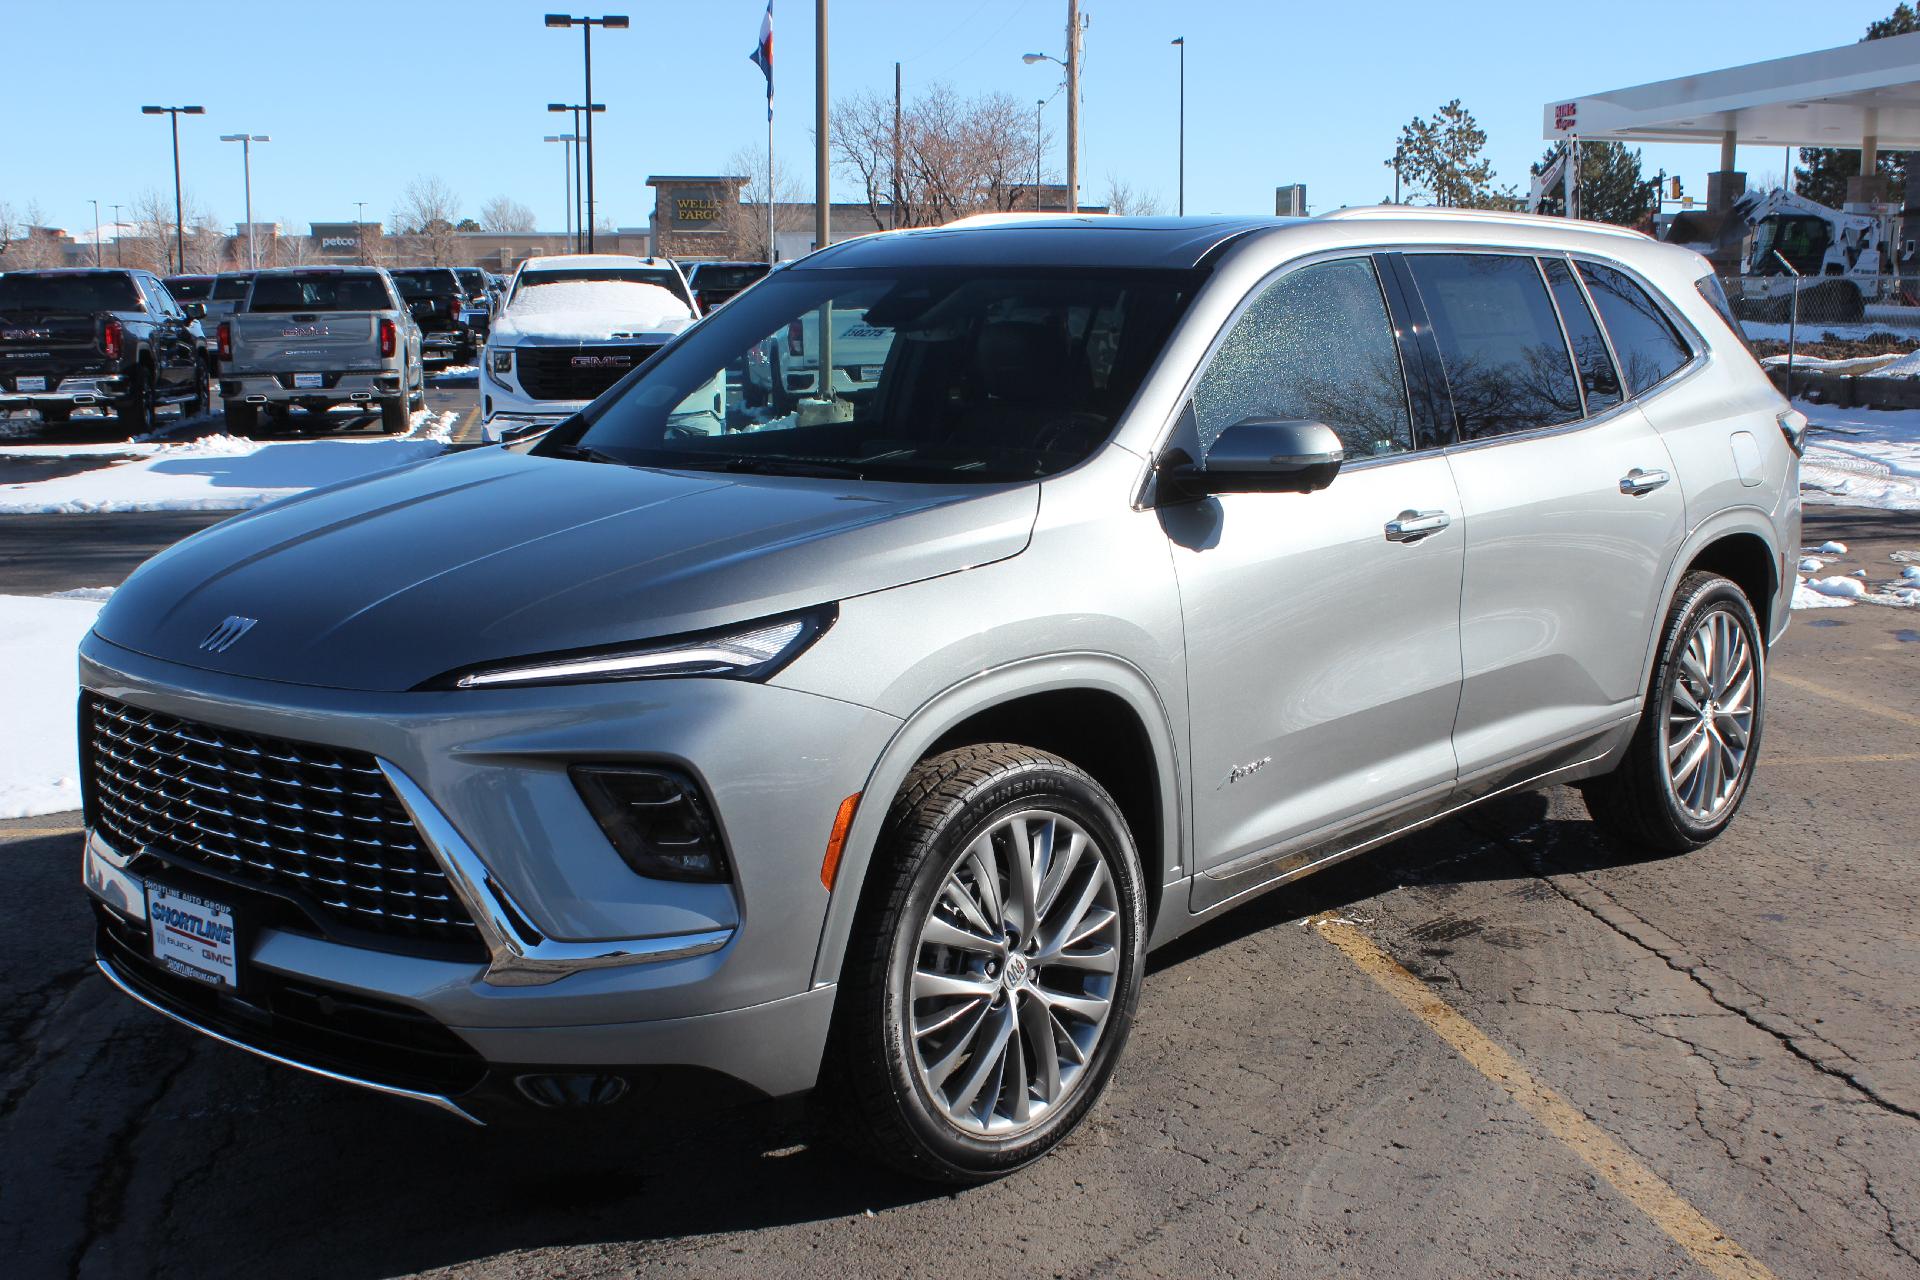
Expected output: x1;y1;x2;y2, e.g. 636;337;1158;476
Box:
217;267;423;435
0;268;208;430
389;267;479;366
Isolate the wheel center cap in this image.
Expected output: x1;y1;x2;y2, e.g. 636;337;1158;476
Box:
1002;953;1029;990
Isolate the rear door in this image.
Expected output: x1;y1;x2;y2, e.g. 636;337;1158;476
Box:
1397;251;1688;782
139;275;200;395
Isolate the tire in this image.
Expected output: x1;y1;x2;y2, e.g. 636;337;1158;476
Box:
186;361;211;420
115;363;157;435
222;400;258;436
378;395;409;434
1580;571;1765;852
821;743;1147;1184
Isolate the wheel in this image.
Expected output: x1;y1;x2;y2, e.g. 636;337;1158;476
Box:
379;395;409;434
115;363;158;434
186;362;211;419
1580;571;1765;852
222;399;258;436
821;744;1146;1183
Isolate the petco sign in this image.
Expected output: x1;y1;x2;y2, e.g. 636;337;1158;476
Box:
320;236;359;250
1553;101;1578;133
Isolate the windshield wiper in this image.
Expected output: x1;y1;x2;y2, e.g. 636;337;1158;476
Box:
669;455;871;480
545;442;630;465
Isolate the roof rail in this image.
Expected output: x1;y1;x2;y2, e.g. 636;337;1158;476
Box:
1319;204;1650;241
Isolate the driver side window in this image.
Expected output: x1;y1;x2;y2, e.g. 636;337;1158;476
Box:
1192;257;1413;459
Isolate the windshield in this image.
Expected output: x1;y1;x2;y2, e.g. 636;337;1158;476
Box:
391;270;455;298
165;277;213;301
212;274;254;300
248;273;392;312
537;266;1196;485
516;267;691;307
695;265;766;292
0;273;141;313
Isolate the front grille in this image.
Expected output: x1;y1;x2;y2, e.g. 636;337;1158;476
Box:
516;344;657;401
83;694;480;950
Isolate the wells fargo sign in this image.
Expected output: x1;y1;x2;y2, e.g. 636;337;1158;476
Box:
674;196;722;225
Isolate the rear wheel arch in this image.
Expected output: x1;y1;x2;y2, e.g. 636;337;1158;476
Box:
808;657;1183;990
1684;529;1777;637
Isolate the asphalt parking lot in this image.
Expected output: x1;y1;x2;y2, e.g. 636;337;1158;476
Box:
0;409;1915;1276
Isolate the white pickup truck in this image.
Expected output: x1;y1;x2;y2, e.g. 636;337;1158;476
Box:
481;254;696;433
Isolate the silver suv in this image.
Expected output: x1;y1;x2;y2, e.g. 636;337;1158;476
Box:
79;211;1798;1182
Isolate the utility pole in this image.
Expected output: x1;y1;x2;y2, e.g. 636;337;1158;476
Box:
892;61;903;230
1065;0;1080;214
1171;37;1184;216
1036;99;1044;210
90;200;101;267
815;0;832;397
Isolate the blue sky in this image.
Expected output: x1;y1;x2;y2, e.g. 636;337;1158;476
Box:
1;0;1903;237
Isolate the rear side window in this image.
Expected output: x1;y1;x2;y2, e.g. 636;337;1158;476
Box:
1406;254;1582;439
212;275;253;300
1576;261;1693;394
1193;257;1413;459
1541;258;1622;415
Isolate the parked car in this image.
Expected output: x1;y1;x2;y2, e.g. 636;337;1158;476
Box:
453;266;495;340
685;260;769;313
216;266;423;434
0;267;208;429
162;274;216;306
481;253;695;431
389;267;479;366
79;211;1797;1183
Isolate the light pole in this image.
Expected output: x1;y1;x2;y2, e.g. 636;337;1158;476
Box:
1035;99;1044;210
545;134;577;248
548;103;603;252
355;201;368;265
141;105;205;273
545;14;628;252
1171;37;1184;215
89;200;101;267
111;204;123;265
219;133;269;269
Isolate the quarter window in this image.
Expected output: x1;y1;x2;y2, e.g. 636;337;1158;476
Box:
1192;258;1413;459
1577;261;1693;394
1542;257;1622;414
1405;253;1582;440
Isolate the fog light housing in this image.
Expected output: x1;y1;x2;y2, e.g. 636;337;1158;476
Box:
571;764;731;882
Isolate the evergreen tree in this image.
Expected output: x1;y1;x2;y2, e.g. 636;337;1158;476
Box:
1532;141;1657;225
1385;100;1517;209
1795;4;1919;204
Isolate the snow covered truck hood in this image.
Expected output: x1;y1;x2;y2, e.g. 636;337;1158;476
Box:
490;281;694;345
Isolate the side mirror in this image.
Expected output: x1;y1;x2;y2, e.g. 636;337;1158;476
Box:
1160;417;1344;500
182;302;206;320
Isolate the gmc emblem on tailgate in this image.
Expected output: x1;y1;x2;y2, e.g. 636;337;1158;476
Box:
571;354;631;368
2;328;52;340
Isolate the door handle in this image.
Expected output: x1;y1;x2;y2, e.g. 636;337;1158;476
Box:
1385;509;1451;542
1619;467;1671;496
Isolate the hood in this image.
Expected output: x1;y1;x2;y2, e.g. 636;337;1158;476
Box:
93;447;1038;692
493;282;692;344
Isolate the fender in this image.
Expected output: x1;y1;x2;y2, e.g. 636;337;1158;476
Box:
1638;503;1782;694
806;651;1189;989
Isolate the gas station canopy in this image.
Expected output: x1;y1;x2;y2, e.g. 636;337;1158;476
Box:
1543;30;1920;150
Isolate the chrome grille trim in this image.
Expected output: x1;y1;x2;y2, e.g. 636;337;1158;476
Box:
82;694;480;948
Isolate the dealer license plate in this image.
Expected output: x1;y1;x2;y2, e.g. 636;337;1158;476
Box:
858;365;884;383
145;883;239;989
16;376;47;392
293;372;324;389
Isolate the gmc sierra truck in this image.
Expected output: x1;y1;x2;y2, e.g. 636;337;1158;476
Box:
0;268;208;430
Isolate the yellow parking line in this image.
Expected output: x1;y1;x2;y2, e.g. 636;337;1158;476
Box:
1764;752;1920;766
1313;917;1777;1280
1771;672;1920;731
458;406;479;443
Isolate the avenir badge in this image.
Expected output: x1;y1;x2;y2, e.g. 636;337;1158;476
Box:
199;615;258;653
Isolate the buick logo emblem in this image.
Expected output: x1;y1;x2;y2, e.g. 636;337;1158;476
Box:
199;616;258;654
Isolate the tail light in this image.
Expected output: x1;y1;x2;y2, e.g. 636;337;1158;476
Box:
216;321;231;361
101;318;124;360
379;318;397;358
786;320;804;356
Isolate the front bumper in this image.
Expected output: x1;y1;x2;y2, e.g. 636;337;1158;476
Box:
221;369;403;405
79;633;897;1114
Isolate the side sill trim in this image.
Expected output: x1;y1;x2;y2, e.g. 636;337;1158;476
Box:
95;954;485;1126
376;760;735;988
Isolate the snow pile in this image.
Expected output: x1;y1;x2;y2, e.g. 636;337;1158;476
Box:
0;594;102;818
1760;352;1907;375
0;412;454;514
1816;540;1849;554
491;281;692;342
1803;575;1867;600
1799;402;1920;511
1792;579;1855;610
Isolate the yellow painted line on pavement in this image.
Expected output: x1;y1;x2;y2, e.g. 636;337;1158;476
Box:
1312;916;1777;1280
457;406;479;443
1764;751;1920;767
1771;672;1920;731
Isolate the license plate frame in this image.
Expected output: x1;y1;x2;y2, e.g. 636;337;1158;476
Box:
16;375;47;392
144;881;241;990
292;372;325;389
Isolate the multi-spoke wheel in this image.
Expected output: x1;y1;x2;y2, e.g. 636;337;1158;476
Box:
1583;571;1766;851
824;744;1145;1183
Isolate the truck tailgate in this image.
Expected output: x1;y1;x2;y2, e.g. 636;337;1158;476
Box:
229;313;381;371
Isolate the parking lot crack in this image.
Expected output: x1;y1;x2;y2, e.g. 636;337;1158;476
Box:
66;1040;195;1280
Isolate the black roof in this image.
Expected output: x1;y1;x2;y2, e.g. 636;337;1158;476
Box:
798;215;1296;271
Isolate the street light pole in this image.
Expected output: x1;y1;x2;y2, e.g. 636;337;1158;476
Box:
545;135;576;248
111;205;123;265
142;105;205;273
549;103;603;252
1035;99;1044;210
1066;0;1079;214
545;14;628;253
1171;37;1184;216
220;134;270;269
90;200;101;267
355;201;368;265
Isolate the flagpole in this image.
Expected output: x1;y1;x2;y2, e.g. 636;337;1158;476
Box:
768;108;775;261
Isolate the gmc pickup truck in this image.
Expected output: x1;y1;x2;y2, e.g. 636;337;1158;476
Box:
0;268;208;430
389;268;479;367
217;267;423;435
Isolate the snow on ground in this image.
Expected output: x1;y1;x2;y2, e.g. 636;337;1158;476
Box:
1799;400;1920;512
0;410;456;514
0;594;104;818
1741;320;1920;345
430;364;477;380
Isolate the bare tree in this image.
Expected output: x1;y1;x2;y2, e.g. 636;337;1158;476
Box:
832;82;1050;229
480;196;538;233
718;143;806;261
391;176;463;265
1103;175;1162;216
0;200;67;269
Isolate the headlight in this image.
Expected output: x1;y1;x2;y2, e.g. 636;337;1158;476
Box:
488;348;513;374
424;606;835;690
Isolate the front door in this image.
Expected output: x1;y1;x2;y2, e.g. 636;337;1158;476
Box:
1167;255;1464;908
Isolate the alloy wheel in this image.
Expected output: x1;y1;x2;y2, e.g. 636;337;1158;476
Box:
907;809;1121;1137
1663;608;1756;821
